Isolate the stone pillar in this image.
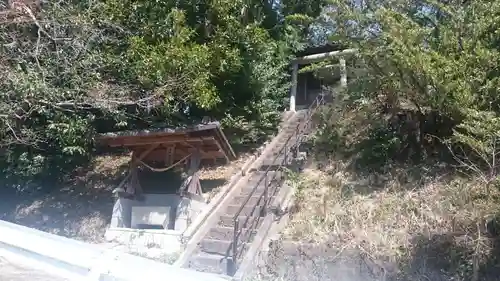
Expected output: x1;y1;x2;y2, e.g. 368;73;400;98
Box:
290;62;298;112
340;56;347;87
303;73;308;104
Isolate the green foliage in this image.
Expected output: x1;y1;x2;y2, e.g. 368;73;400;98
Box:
454;110;500;159
0;0;327;186
314;0;500;174
453;110;500;189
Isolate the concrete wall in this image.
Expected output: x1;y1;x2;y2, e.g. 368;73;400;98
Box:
110;194;181;229
175;198;206;232
131;206;173;229
104;228;183;255
107;193;208;252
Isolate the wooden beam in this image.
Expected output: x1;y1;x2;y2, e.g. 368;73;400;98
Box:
181;137;214;147
293;48;358;65
340;56;347;87
134;144;160;164
127;145;158;196
189;172;202;195
165;145;175;166
168;146;216;159
102;136;206;147
113;170;133;194
98;133;186;142
190;146;215;160
179;149;202;196
290;62;298;112
213;127;236;160
201;136;216;143
213;138;229;163
298;64;339;73
128;162;143;196
184;191;205;203
139;149;222;164
113;144;158;198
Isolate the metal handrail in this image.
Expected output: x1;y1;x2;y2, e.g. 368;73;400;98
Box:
230;93;325;268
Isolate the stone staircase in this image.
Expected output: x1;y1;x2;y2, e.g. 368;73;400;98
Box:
182;110;308;275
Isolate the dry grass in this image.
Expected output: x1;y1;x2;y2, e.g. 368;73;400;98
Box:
259;160;500;281
199;152;254;202
0;186;113;244
0;155;126;243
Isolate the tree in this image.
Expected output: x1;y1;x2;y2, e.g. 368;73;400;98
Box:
315;0;500;168
0;0;327;185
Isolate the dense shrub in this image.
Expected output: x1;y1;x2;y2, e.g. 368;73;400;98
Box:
0;0;326;185
313;1;500;175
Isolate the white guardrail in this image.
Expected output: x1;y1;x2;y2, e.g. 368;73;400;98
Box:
0;220;229;281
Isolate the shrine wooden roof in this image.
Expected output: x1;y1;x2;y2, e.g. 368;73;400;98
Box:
97;122;236;164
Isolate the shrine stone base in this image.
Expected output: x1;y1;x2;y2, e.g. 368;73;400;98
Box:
104;194;208;256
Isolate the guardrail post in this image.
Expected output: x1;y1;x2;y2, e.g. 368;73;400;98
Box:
284;142;288;165
293;124;300;159
290;63;298;112
231;218;239;274
262;175;268;217
340;56;347;87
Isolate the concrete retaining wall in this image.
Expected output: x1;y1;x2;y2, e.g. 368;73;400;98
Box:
107;193;208;254
105;227;183;255
110;194;207;231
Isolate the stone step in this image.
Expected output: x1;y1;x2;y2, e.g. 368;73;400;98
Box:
232;194;264;206
200;238;252;256
268;151;287;159
260;163;287;171
225;204;264;217
206;226;258;242
219;215;239;227
264;150;294;158
200;238;233;256
249;170;283;181
277;137;300;145
266;148;289;156
244;174;282;191
244;178;275;190
187;252;233;275
282;125;299;132
240;182;282;196
261;157;287;167
245;169;283;184
271;139;295;148
248;173;285;186
276;129;297;137
218;215;259;228
275;135;298;142
239;185;266;196
185;110;312;276
271;141;295;149
274;134;298;145
247;171;280;184
277;132;297;141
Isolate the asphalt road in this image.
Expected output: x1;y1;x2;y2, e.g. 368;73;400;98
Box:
0;257;68;281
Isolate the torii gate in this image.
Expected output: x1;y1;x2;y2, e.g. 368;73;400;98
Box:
289;48;358;111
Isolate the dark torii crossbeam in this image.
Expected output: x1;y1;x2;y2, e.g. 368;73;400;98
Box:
97;122;236;202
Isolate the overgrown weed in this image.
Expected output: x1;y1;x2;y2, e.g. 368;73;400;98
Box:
261;159;500;281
